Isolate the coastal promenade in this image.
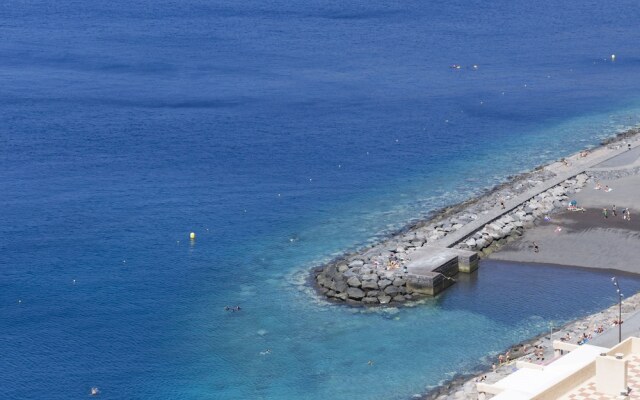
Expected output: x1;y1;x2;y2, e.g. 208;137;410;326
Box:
436;140;638;248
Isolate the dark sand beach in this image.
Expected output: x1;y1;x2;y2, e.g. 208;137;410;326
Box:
491;175;640;273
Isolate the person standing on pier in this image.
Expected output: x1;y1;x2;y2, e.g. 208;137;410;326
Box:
603;208;608;219
612;205;617;217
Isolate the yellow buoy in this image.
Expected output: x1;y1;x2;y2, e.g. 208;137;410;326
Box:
190;232;196;240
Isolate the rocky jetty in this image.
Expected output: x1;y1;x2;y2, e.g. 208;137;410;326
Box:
313;128;640;306
313;171;592;306
453;173;590;255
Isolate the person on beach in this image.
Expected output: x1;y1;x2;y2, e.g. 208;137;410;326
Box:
629;143;632;150
613;205;617;217
603;208;608;218
533;242;539;253
500;198;505;209
622;208;631;222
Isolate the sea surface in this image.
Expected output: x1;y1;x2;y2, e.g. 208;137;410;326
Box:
2;1;640;399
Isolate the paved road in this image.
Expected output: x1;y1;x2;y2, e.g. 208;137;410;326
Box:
592;144;640;169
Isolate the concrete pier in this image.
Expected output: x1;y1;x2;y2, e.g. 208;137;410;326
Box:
405;246;478;295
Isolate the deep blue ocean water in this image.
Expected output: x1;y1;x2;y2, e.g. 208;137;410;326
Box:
2;1;640;399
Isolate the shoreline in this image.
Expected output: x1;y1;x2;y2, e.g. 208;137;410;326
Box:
421;289;640;400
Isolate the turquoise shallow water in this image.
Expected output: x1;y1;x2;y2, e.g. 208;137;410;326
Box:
2;0;640;399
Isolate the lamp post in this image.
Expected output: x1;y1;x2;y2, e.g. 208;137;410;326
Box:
612;277;624;343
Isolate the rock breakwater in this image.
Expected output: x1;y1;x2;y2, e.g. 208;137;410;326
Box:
314;171;593;306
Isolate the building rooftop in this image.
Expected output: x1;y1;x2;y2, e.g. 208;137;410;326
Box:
478;337;640;399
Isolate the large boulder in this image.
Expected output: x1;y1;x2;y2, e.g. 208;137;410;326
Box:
384;286;400;296
392;278;406;287
378;295;392;304
348;259;364;268
347;276;362;288
362;273;379;281
362;297;379;305
361;280;379;290
502;215;515;224
335;280;348;293
378;279;392;290
381;271;396;280
347;287;365;300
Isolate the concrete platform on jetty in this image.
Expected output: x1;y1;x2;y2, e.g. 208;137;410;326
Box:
405;246;478;295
